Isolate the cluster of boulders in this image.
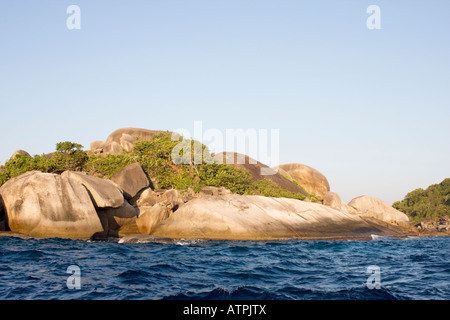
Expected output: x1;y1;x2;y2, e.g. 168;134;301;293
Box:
0;163;158;239
90;127;177;155
0;127;416;241
415;216;450;233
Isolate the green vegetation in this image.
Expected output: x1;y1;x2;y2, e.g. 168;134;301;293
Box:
0;132;307;201
393;178;450;223
0;145;134;184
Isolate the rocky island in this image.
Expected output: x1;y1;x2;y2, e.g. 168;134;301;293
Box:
0;128;446;241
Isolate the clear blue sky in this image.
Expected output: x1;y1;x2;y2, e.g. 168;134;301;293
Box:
0;1;449;204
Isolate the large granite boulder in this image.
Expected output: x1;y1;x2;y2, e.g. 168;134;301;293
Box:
151;195;406;240
213;152;308;196
61;171;124;209
275;163;330;199
90;140;106;153
348;195;410;228
136;188;162;207
90;127;179;155
136;204;170;235
0;171;103;239
322;192;357;215
102;141;123;155
110;163;150;199
96;201;138;238
89;128;157;155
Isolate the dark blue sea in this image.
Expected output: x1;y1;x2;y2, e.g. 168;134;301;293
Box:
0;235;449;300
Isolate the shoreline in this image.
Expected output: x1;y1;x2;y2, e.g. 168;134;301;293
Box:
1;230;448;242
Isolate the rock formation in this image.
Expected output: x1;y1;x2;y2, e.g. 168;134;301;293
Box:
275;163;330;200
61;171;124;209
348;195;410;228
0;127;423;241
322;192;357;215
110;163;150;199
96;201;139;238
0;171;103;239
90;127;167;155
136;204;170;235
214;152;308;196
151;195;407;240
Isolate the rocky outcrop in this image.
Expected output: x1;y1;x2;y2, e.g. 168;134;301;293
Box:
10;150;31;160
96;201;138;238
90;141;106;154
134;188;185;234
151;195;407;240
136;188;162;207
323;192;357;215
275;163;330;200
348;195;410;228
415;217;450;234
0;171;103;239
102;141;123;155
136;204;170;235
0;170;417;240
214;152;308;196
61;171;124;209
91;128;166;155
106;128;162;146
110;163;150;199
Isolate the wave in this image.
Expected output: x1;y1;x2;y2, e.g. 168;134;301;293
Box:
161;284;403;300
1;235;449;300
370;234;394;241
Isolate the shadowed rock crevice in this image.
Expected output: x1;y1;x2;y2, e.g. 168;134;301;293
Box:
0;194;10;231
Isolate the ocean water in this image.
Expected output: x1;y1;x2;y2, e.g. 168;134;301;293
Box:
0;235;448;300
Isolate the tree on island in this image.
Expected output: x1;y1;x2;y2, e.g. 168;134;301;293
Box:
393;178;450;223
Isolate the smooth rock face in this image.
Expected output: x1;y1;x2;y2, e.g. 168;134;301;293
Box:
323;192;357;215
103;141;123;155
61;171;124;209
152;195;401;240
119;134;137;153
136;204;170;235
348;195;410;227
0;171;103;239
214;152;308;196
276;163;330;199
110;163;150;199
10;150;31;160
